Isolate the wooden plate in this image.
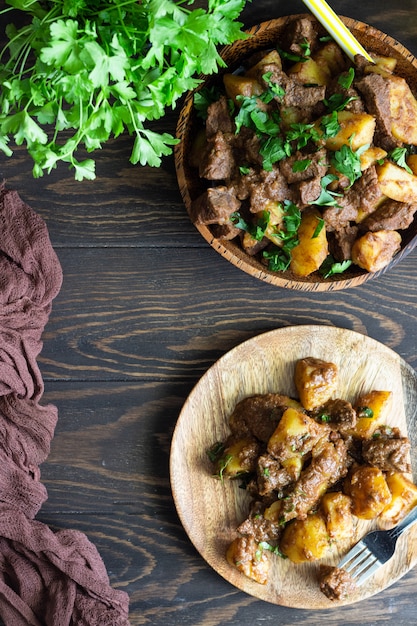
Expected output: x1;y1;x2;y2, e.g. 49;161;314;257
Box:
175;15;417;291
170;326;417;607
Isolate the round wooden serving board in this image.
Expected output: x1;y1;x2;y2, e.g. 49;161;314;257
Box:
170;326;417;608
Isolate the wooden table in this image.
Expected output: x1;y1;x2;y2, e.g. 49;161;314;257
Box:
1;1;417;624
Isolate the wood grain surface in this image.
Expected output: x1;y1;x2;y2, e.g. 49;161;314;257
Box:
1;1;417;625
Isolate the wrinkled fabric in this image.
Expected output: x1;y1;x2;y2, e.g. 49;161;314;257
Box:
0;184;130;625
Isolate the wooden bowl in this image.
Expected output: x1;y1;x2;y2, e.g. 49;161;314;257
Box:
175;15;417;291
170;326;417;607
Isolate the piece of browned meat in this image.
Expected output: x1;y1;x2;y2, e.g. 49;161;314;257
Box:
237;501;283;543
199;131;236;180
280;16;321;56
248;166;294;212
315;398;357;433
319;565;357;600
280;438;349;522
360;199;417;232
255;453;298;496
205;95;235;137
355;73;402;151
324;166;383;230
228;394;294;443
362;436;411;473
330;224;359;261
190;186;240;225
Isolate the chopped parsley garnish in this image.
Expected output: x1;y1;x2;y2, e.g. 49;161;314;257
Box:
323;93;358;112
319;256;352;278
263;201;301;271
292;158;312;173
338;67;355;90
194;86;223;119
317;412;331;423
357;406;374;419
231;210;270;241
331;143;369;186
207;441;225;463
313;174;343;207
389;147;413;174
320;110;341;138
259;135;291;171
312;217;325;238
262;72;286;99
286;122;321;149
258;541;288;559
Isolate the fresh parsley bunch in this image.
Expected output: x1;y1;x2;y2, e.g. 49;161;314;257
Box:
0;0;248;180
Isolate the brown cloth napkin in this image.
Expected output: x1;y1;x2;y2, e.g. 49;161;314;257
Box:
0;184;130;625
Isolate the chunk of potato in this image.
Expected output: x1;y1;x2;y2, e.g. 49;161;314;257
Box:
387;75;417;144
280;105;305;129
321;492;354;543
223;74;263;104
213;437;259;479
376;160;417;203
364;55;398;78
348;390;392;439
380;472;417;525
267;406;327;461
351;230;401;273
344;466;392;519
373;55;398;73
288;58;330;86
290;208;328;277
262;201;285;243
312;41;346;78
245;49;283;77
226;536;270;584
264;499;283;523
360;146;387;171
320;110;376;151
294;357;338;411
280;512;330;563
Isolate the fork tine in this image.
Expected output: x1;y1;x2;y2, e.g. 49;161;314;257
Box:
355;560;381;586
338;542;381;586
338;541;366;569
350;553;378;578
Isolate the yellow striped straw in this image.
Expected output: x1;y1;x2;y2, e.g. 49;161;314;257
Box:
302;0;374;63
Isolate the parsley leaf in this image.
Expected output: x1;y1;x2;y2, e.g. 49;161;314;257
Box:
194;85;223;119
292;158;312;173
231;210;270;241
313;174;343;206
320;110;340;139
338;67;355;90
312;217;325;238
323;93;358;112
263;201;301;271
389;147;413;174
0;0;249;179
319;256;352;278
330;143;369;186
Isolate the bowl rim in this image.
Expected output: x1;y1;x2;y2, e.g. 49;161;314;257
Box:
175;14;417;291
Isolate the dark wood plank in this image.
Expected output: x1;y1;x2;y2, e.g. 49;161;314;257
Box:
39;246;417;384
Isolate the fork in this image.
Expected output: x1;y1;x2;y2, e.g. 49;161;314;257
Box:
338;505;417;586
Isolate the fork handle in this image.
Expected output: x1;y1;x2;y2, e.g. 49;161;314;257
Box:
390;504;417;538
